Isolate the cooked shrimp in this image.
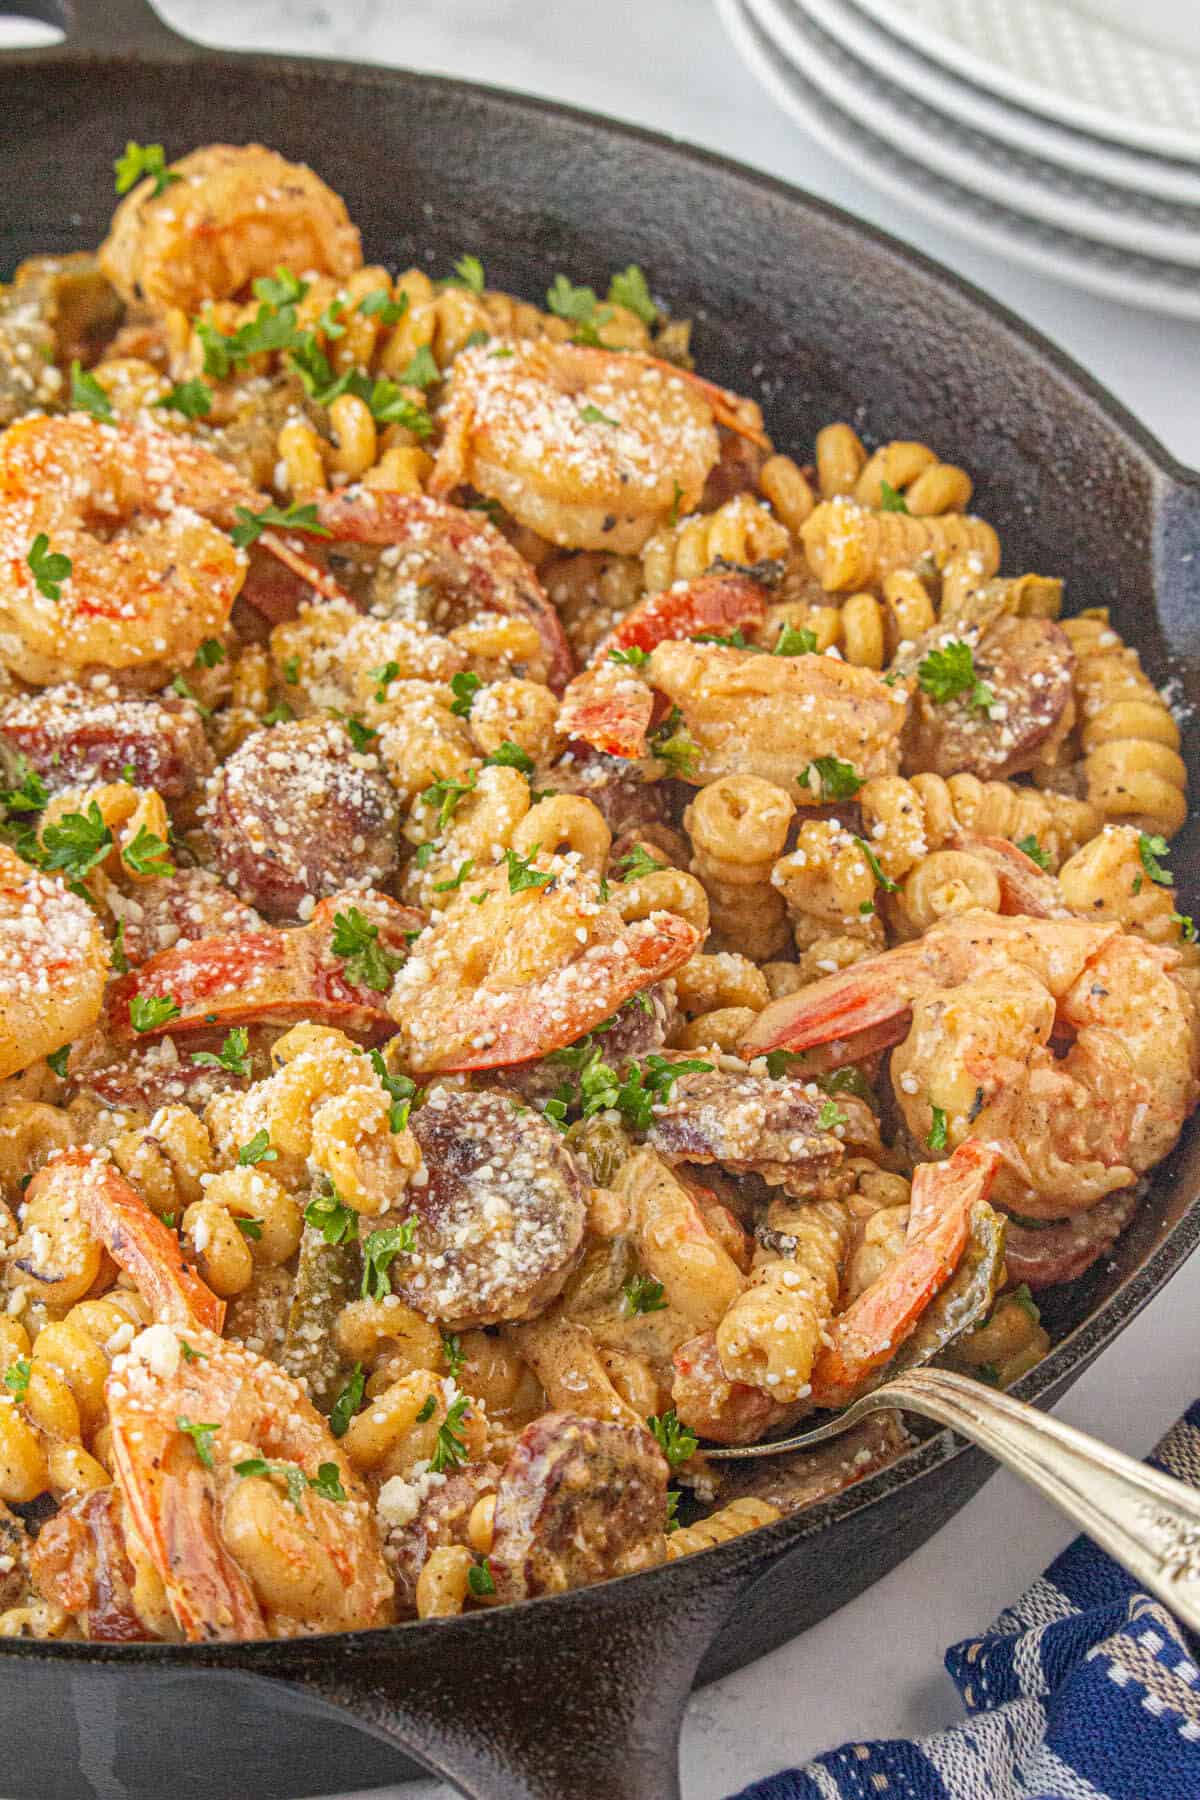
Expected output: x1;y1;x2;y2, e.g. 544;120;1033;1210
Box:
0;414;258;684
99;143;362;314
106;1325;391;1639
26;1149;224;1332
742;913;1199;1217
430;338;727;553
0;845;107;1080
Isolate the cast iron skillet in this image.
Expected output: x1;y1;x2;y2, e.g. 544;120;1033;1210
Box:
1;3;1199;1796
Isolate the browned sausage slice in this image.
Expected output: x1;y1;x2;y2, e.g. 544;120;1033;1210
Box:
206;717;399;919
1;688;213;799
1002;1190;1138;1289
490;1412;668;1601
648;1070;843;1189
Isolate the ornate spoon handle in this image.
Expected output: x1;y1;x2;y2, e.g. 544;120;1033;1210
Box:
859;1366;1200;1632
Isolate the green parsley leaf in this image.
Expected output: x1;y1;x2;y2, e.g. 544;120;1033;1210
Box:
190;1026;251;1078
917;639;991;709
608;645;649;668
317;299;345;340
70;360;114;422
442;1332;465;1380
154;378;213;420
235;1217;263;1241
233;1457;303;1510
121;823;174;879
647;1409;697;1468
170;673;211;716
416;1393;437;1423
337;712;378;754
414;842;435;871
692;629;754;650
650;707;700;777
329;1364;365;1438
467;1556;496;1598
1010;1283;1041;1323
310;1461;347;1503
546;274;608;339
607;264;656;325
774;623;818;656
878;479;909;513
621;1272;667;1315
666;1489;681;1532
179;1340;204;1363
195;637;226;669
359;288;409;325
580;403;619;427
543;1095;569;1131
114;141;180;197
927;1105;948;1152
252;267;309;308
462;328;490;350
304;1184;358;1246
330;906;404;992
484;740;535;775
430;1392;471;1472
398;344;440;390
854;836;900;895
822;1067;874;1104
130;993;181;1036
196;321;236;380
262;704;294;728
433;859;475;894
360;1219;417;1300
449;670;482;718
0;757;49;818
420;769;477;832
1138;832;1172;886
798;756;862;800
359;377;433;434
1173;912;1197;943
764;1048;806;1079
281;655;300;686
445;254;485;294
616;844;667;883
504;846;553;893
818;1099;847;1131
230;502;331;551
27;533;72;601
40;802;112;881
176;1417;220;1468
4;1358;30;1399
1015;834;1052;871
668;480;684;528
237;1128;277;1168
109;919;129;974
45;1044;70;1079
368;1048;417;1134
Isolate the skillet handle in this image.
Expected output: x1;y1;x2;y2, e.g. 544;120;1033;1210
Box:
0;0;192;53
267;1558;759;1800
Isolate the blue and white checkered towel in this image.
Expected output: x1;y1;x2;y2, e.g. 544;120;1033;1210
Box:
733;1402;1200;1800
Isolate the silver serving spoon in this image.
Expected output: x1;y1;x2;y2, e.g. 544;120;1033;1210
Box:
706;1365;1200;1635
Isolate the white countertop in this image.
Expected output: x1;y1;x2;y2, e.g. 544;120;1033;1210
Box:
54;0;1200;1791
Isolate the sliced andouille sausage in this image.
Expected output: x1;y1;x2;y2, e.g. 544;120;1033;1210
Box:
1002;1190;1139;1290
116;868;263;966
903;616;1074;782
647;1070;843;1191
206;717;400;920
1;687;214;800
398;1089;588;1329
490;1411;668;1601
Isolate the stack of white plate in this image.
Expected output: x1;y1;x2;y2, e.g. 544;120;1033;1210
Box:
716;0;1200;318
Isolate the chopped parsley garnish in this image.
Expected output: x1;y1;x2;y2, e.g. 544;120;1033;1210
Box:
1138;832;1172;886
580;403;619;427
40;802;112;881
304;1184;358;1246
129;992;180;1033
330;906;404;992
109;919;129;974
1015;834;1051;871
420;769;477;831
252;267;308;308
821;1067;874;1104
45;1044;70;1079
433;859;475;894
798;756;862;800
878;479;909;513
917;639;992;711
448;670;481;717
398;344;440;390
573;1052;712;1132
70;360;114;422
608;645;649;668
4;1358;30;1400
1010;1283;1040;1323
504;846;553;894
668;480;684;528
818;1099;847;1131
545;274;611;344
416;1394;437;1423
607;263;656;325
230;502;330;551
359;288;409;324
0;757;48;818
360;1219;417;1300
430;1393;471;1472
855;836;899;894
693;629;752;650
170;673;210;715
621;1273;667;1315
27;533;71;601
195;637;226;668
235;1217;263;1241
445;253;485;294
414;842;435;871
616;844;667;883
666;1490;681;1532
928;1106;949;1152
190;1027;251;1078
121;823;175;879
317;299;345;339
338;713;378;754
764;1048;806;1079
467;1556;496;1598
774;623;818;656
368;1048;417;1134
237;1128;277;1168
1173;912;1197;943
442;1333;465;1380
262;704;294;728
176;1417;220;1468
484;740;534;774
329;1364;365;1438
179;1340;204;1363
650;707;699;777
114;141;180;197
281;655;301;686
647;1409;697;1468
155;378;213;420
233;1456;346;1509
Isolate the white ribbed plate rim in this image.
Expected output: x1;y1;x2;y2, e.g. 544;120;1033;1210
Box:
747;0;1200;263
797;0;1200;204
851;0;1200;162
717;0;1200;321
